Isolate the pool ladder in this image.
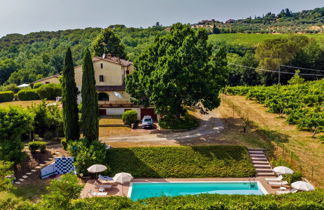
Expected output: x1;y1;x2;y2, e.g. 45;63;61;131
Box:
248;177;257;188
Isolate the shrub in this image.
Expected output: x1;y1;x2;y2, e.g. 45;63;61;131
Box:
0;161;14;191
29;100;63;138
0;107;33;163
0;192;34;210
122;110;138;126
68;190;324;209
17;89;39;100
283;172;302;184
33;82;43;89
159;113;199;129
68;139;109;176
36;83;61;100
0;91;14;102
28;141;47;153
38;174;82;210
107;146;255;178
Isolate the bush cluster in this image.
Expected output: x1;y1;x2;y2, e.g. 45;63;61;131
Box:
28;141;47;153
68;139;109;176
37;83;61;100
0;91;14;102
107;146;255;178
17;89;39;100
122;110;138;126
68;190;324;209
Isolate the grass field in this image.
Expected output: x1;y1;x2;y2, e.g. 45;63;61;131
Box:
208;33;324;47
0;100;57;108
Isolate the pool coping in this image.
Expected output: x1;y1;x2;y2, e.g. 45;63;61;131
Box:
127;180;269;198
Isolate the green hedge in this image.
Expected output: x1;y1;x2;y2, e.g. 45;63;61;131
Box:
122;110;138;126
69;190;324;209
17;89;40;100
36;83;61;100
28;141;47;153
0;91;14;102
107;146;255;178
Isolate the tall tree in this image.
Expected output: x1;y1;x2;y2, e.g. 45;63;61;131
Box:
126;23;227;120
91;28;127;59
62;48;80;141
81;49;98;142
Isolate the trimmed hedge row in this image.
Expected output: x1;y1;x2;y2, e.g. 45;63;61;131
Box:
16;83;61;101
107;146;255;178
17;89;39;100
69;190;324;209
0;91;14;102
28;141;47;153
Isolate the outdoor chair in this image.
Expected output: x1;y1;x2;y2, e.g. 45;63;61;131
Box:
269;181;288;187
275;188;298;195
265;175;283;183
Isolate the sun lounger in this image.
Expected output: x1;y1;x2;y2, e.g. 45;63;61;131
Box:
88;190;107;197
276;189;298;195
265;175;283;182
94;181;112;189
99;174;113;181
269;181;288;186
98;175;117;185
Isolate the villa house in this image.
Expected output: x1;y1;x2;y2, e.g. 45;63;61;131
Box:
33;54;156;120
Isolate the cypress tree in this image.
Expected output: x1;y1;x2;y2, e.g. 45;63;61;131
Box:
62;48;80;140
81;49;99;142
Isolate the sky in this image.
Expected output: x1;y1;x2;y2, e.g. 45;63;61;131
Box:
0;0;323;37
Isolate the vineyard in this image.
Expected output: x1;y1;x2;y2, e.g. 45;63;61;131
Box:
225;79;324;136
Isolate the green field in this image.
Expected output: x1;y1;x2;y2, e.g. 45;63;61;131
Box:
208;33;324;47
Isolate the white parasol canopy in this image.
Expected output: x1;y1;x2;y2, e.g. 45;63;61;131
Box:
87;164;107;173
18;83;30;88
113;172;133;184
291;181;315;191
273;166;294;175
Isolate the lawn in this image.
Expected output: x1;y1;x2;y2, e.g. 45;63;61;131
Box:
208;33;324;48
107;145;255;178
0;100;57;108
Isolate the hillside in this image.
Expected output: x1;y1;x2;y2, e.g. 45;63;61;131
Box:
195;7;324;33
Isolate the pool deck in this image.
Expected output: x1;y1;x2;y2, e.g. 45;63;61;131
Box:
80;177;282;198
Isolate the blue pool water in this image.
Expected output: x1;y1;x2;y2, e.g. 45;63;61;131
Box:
129;182;265;200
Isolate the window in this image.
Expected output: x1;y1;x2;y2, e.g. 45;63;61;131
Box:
126;70;130;75
100;63;103;69
99;75;104;82
98;93;109;101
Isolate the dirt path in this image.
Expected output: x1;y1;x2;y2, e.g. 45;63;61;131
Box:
100;110;224;146
221;95;324;187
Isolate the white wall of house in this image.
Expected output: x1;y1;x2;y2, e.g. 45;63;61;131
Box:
106;108;141;119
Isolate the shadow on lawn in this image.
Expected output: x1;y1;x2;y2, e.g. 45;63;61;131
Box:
107;148;161;178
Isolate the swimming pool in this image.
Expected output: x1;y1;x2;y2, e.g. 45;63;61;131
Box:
129;181;267;200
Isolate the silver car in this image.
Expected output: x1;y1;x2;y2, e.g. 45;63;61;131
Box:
142;115;154;129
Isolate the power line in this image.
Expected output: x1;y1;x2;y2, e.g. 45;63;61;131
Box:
228;63;324;77
280;65;324;73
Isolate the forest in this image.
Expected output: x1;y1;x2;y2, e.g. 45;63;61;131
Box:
0;7;323;89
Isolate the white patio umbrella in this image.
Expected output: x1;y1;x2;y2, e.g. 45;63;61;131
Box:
87;164;107;174
17;83;30;88
113;172;133;196
273;166;294;175
292;181;315;191
113;172;133;184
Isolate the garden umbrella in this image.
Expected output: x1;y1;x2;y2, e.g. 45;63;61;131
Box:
87;164;107;174
113;172;133;184
292;181;315;191
273;166;294;175
113;172;133;196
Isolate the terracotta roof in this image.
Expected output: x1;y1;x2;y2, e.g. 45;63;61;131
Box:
93;55;132;67
31;74;60;84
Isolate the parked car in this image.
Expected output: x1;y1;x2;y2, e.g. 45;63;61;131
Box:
142;115;154;129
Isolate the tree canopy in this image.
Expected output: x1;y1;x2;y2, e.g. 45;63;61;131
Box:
91;28;127;59
126;23;227;119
